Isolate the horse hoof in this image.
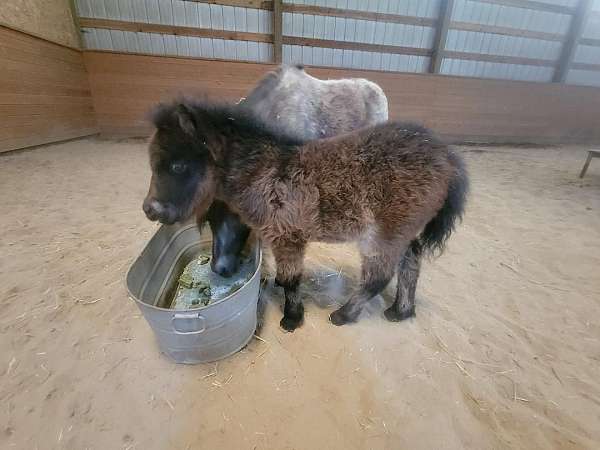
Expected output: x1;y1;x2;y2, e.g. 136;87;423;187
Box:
329;308;356;326
384;305;415;322
280;314;303;332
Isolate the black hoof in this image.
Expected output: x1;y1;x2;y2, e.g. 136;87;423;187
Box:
280;314;303;332
384;305;415;322
329;307;358;326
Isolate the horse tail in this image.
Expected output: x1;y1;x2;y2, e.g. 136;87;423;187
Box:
419;150;469;255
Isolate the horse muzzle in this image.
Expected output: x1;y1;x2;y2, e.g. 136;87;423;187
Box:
142;198;179;225
211;254;239;278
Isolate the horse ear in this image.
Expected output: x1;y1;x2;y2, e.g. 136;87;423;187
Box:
175;104;196;136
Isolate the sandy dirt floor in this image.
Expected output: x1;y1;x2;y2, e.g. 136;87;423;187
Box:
1;138;599;450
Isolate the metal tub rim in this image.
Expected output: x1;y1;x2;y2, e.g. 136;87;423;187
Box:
126;223;263;313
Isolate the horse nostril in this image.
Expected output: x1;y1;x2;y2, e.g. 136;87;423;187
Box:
213;259;235;278
143;198;165;221
150;200;164;214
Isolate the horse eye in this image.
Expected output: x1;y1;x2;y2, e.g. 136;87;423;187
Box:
170;161;187;174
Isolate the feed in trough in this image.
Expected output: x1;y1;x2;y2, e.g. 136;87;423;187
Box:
169;252;255;310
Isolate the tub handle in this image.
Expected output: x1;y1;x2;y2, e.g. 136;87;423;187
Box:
172;312;206;335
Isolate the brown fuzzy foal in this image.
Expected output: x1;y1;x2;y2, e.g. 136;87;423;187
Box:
143;99;468;331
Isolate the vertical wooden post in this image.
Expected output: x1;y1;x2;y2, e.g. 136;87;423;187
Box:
273;0;283;63
429;0;454;73
553;0;592;83
68;0;84;49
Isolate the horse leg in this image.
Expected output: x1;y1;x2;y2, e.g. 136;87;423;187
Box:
330;238;402;326
272;240;307;332
384;240;422;321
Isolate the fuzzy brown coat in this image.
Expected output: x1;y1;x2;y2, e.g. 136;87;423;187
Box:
144;101;468;331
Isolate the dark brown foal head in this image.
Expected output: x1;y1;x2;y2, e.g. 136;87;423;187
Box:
143;103;218;225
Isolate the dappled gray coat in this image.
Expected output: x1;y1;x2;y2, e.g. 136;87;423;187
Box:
240;64;389;140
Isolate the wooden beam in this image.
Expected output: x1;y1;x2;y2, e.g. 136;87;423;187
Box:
273;0;283;64
82;48;271;67
474;0;577;15
443;50;557;67
281;36;432;57
572;61;600;71
68;0;84;48
0;22;81;51
430;0;454;73
281;4;437;28
78;18;273;43
450;20;565;42
553;0;593;82
272;0;282;63
183;0;273;9
579;37;600;47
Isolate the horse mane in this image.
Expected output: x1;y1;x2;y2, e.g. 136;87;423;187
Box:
151;97;306;147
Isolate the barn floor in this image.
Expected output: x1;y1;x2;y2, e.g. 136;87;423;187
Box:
1;138;599;450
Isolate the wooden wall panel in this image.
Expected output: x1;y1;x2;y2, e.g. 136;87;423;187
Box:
0;26;97;153
0;0;80;49
83;51;600;144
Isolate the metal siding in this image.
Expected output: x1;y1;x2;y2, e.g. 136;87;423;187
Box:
283;43;429;73
75;0;90;17
566;69;600;87
213;39;225;59
247;8;259;32
148;32;163;55
282;11;293;35
200;38;213;58
197;3;210;28
285;0;441;18
76;0;272;61
222;6;235;31
582;10;600;38
146;0;160;22
123;30;139;53
543;0;578;6
188;36;201;58
210;5;224;30
443;58;554;81
453;0;571;34
445;27;561;81
109;30;127;51
74;0;599;84
158;0;174;25
171;1;185;25
103;0;120;20
574;45;600;65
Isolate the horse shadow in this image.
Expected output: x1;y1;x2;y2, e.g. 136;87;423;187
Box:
256;269;392;332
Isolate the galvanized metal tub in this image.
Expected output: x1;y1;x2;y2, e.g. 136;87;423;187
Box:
126;222;262;364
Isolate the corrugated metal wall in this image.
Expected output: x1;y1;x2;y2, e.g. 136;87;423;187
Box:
442;0;569;82
75;0;600;86
282;0;439;73
567;1;600;86
77;0;274;62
